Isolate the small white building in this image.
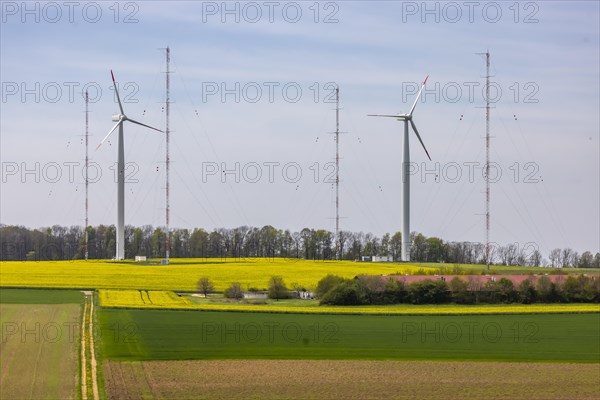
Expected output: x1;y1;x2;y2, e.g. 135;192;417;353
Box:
135;256;147;262
243;291;268;299
372;256;392;262
299;290;314;300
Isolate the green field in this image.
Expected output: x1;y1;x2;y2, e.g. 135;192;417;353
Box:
98;308;600;362
0;288;85;304
2;258;597;292
0;304;82;399
0;290;84;399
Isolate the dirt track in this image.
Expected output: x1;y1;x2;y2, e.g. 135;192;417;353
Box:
81;291;99;400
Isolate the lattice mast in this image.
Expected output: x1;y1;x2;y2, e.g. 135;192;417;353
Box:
165;46;171;262
484;51;491;271
335;87;340;260
84;91;89;260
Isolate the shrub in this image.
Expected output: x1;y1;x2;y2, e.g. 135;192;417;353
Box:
580;276;600;302
224;282;244;299
407;279;451;304
517;279;537;304
356;275;390;304
315;274;345;298
268;275;289;300
562;275;600;302
536;276;560;302
382;278;407;304
319;281;368;305
449;277;473;304
497;278;517;303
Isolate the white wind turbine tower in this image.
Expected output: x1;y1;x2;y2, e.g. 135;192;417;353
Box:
97;70;163;260
369;75;431;262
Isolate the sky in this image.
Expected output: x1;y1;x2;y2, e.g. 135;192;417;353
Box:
1;0;599;258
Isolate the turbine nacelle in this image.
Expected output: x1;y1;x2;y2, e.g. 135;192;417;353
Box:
367;75;431;161
96;70;163;151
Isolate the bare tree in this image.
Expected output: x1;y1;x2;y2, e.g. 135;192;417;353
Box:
506;243;518;265
549;248;561;268
338;230;350;259
197;277;214;298
594;253;600;268
291;231;302;258
570;251;580;268
529;249;542;267
515;246;528;266
560;248;576;268
390;232;402;261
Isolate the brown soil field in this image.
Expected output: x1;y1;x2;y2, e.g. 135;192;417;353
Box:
103;359;600;400
0;304;80;400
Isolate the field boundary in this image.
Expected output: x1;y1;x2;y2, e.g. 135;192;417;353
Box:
81;292;99;400
97;289;600;316
98;304;600;316
99;309;600;363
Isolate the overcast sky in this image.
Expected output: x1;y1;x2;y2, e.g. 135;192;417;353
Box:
1;1;598;257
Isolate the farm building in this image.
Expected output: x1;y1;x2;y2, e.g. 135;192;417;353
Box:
360;256;393;262
243;291;268;299
372;256;392;262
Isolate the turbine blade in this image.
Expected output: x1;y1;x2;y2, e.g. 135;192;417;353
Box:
410;120;431;161
408;75;429;117
127;118;164;133
367;114;402;118
96;120;122;150
111;70;124;115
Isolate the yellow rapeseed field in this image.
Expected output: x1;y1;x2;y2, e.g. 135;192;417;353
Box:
99;289;147;307
148;290;191;306
0;258;423;291
98;290;192;307
98;289;600;315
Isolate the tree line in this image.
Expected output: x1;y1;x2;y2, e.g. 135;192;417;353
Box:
1;224;598;268
317;274;600;306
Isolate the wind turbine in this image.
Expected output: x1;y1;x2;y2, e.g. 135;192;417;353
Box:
97;70;163;260
368;75;431;262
